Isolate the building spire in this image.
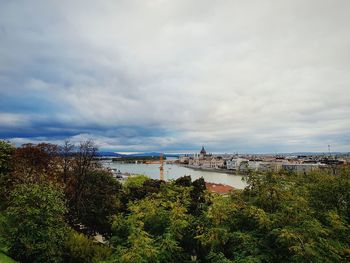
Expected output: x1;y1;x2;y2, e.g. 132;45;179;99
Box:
200;145;206;155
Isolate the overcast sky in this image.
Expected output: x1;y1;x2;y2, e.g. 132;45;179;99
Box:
0;0;349;153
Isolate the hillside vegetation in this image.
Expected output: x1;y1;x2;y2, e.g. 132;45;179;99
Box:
0;140;349;262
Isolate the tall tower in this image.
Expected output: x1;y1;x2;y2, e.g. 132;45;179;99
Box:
200;145;206;155
160;153;164;181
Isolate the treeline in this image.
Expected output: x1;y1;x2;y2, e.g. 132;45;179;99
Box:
0;140;120;263
0;140;350;262
111;156;166;163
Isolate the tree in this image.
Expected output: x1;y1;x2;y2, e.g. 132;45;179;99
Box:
124;175;149;189
142;179;165;195
11;143;61;184
65;140;99;230
1;183;68;263
109;177;207;262
59;140;74;185
64;229;112;263
307;172;350;223
0;141;14;175
190;177;207;215
122;175;150;201
175;175;192;187
0;141;15;210
110;196;187;263
70;170;122;236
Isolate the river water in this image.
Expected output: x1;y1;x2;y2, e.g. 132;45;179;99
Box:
103;161;247;189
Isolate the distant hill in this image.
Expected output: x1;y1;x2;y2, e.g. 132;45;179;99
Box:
97;152;180;158
128;152;180;158
96;151;125;157
127;152;163;157
124;152;180;158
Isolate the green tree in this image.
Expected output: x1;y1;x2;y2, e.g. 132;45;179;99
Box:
0;141;15;210
121;175;153;202
124;175;149;189
1;183;68;263
190;177;207;215
68;170;122;236
307;171;350;223
109;176;210;262
64;230;112;263
105;170;350;262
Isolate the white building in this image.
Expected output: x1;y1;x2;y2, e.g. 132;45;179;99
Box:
226;158;248;171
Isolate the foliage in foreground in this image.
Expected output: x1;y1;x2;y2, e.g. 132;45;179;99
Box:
1;183;68;263
64;230;112;263
0;140;350;262
107;172;350;262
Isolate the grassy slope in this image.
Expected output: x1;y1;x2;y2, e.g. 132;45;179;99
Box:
0;243;16;263
0;252;17;263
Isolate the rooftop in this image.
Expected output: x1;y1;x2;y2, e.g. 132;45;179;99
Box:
206;182;234;194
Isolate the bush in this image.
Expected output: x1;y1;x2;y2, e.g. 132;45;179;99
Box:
64;230;112;263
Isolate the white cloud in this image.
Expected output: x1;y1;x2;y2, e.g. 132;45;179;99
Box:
0;0;350;152
0;113;29;127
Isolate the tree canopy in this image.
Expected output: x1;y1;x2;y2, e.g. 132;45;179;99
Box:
1;183;68;263
0;140;350;262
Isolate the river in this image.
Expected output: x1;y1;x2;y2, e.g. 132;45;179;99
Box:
103;161;247;189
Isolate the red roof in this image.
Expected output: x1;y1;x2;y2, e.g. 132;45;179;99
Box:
206;182;234;194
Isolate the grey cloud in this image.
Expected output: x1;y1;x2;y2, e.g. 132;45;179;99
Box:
0;0;350;152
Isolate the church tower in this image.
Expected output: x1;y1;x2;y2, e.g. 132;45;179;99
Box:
200;145;206;158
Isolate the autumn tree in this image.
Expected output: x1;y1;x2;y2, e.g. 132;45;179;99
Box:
11;143;61;184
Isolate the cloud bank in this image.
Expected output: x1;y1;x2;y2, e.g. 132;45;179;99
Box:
1;0;350;153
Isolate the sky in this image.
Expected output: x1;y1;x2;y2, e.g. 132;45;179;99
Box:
0;0;350;153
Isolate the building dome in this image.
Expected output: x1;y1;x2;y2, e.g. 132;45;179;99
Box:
200;146;206;155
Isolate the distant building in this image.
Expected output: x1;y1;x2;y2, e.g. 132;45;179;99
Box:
226;159;239;170
210;156;225;169
226;158;249;171
179;155;189;164
282;163;320;173
259;162;282;172
248;161;262;171
188;146;224;168
200;146;207;156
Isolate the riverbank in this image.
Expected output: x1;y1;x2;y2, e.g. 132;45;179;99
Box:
102;162;247;189
181;164;240;175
